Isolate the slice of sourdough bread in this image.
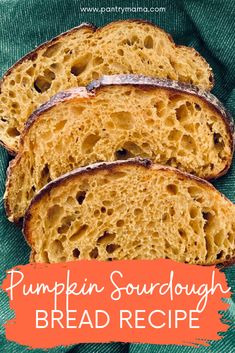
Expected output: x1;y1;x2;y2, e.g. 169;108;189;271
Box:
0;20;213;153
5;75;234;222
23;158;235;265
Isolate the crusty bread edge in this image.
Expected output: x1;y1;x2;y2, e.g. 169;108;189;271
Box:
0;19;214;153
23;158;235;267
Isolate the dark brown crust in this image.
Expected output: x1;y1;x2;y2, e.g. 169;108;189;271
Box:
0;19;214;153
23;158;235;266
20;74;234;179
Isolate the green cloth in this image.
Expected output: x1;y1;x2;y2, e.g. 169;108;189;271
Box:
0;0;234;352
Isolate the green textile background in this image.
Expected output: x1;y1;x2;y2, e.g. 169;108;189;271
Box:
0;0;234;352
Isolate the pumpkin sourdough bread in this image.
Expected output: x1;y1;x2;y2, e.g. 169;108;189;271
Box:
0;20;214;153
23;159;235;265
4;75;234;223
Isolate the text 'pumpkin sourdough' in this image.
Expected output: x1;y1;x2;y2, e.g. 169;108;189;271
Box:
24;159;235;265
5;75;234;222
0;20;214;153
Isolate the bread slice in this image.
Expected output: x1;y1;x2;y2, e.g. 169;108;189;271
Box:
0;19;214;153
5;75;234;223
23;158;235;265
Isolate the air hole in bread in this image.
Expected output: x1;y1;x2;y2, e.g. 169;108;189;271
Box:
47;205;63;224
9;91;16;98
134;208;142;216
89;247;98;259
162;213;170;222
165;239;171;248
94;209;100;217
124;141;143;155
51;239;64;256
169;206;175;216
168;129;181;142
216;250;224;259
175;105;188;122
214;230;224;246
115;148;133;160
111;172;127;179
144;35;154;49
116;220;124;227
68;156;75;164
0;117;8;122
76;191;86;205
12;102;19;109
69;225;88;241
153;100;165;116
40;163;51;185
190;219;200;234
43;43;62;58
194;103;201;111
93;57;104;65
213;133;225;150
97;232;116;245
178;228;187;238
22;77;30;86
165;116;175;127
181;135;196;152
81;133;100;153
92;72;99;79
34;69;55;93
189;206;198;219
6;127;20;137
102;200;111;206
187;186;202;198
71;54;91;76
106;243;120;254
34;76;50;93
42;251;49;263
55;120;66;131
117;48;124;56
111;111;134;129
73;248;80;258
44;69;56;81
58;224;69;234
202;211;212;222
58;214;74;233
166;184;178;195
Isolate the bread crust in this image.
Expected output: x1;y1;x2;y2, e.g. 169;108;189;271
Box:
0;19;214;153
20;74;234;178
23;158;235;267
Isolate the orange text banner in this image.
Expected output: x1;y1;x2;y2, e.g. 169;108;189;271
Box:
1;259;231;349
